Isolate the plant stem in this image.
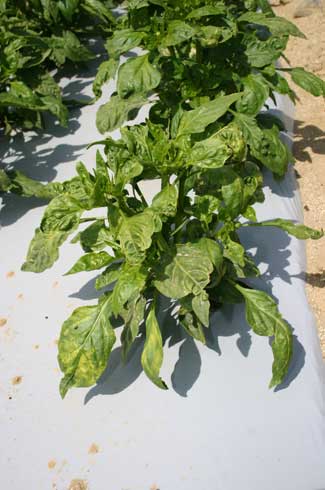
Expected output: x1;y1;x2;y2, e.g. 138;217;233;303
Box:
157;232;169;252
175;175;186;242
170;217;190;237
134;183;148;207
195;41;202;64
79;217;106;223
161;174;169;189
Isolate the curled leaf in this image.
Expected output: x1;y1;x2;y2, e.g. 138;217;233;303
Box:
235;284;293;387
65;251;115;275
141;302;167;390
248;218;324;240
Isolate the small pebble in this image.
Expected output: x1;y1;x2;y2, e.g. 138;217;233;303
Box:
11;376;22;386
69;480;88;490
48;460;56;470
88;443;99;455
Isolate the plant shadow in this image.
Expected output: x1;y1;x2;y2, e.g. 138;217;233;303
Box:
293;120;325;163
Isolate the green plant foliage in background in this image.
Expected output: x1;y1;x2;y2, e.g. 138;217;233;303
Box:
0;0;118;134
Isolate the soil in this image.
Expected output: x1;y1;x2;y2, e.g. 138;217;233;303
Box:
275;2;325;354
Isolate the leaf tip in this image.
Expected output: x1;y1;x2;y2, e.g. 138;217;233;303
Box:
159;379;169;390
59;377;70;399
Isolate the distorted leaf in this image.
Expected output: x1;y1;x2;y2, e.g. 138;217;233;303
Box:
141;302;167;389
65;251;115;275
58;295;116;398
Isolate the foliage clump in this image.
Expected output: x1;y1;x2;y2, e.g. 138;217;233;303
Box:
0;0;117;134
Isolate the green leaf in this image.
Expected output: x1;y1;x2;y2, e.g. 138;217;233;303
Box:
179;295;206;343
57;0;79;22
192;195;220;226
234;114;289;176
223;238;245;268
177;93;241;137
192;292;210;327
244;35;287;68
110;264;147;315
65;251;115;275
0;81;44;110
154;239;214;299
121;295;146;360
179;309;206;344
249;218;324;239
256;0;275;16
40;194;83;232
197;25;235;47
2;170;59;199
116;158;143;189
253;126;290;175
78;220;115;252
186;5;226;19
238;12;305;38
48;31;93;66
235;284;292;388
199;237;223;274
118;209;162;265
161;21;196;47
58;295;116;398
22;228;69;273
188;133;232;169
62;31;95;62
152;184;178;217
95;262;122;290
93;59;119;99
0;169;11;192
117;54;161;99
269;318;293;388
41;95;68;126
236;74;269;116
141;302;167;390
82;0;116;23
221;176;245;219
34;72;61;98
235;285;279;335
96;94;146;134
242;206;257;222
105;29;145;59
76;161;95;198
234;112;263;148
289;67;325;97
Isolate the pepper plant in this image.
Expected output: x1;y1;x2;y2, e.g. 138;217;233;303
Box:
21;0;324;397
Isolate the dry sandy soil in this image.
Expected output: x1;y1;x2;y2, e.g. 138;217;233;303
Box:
274;1;325;354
